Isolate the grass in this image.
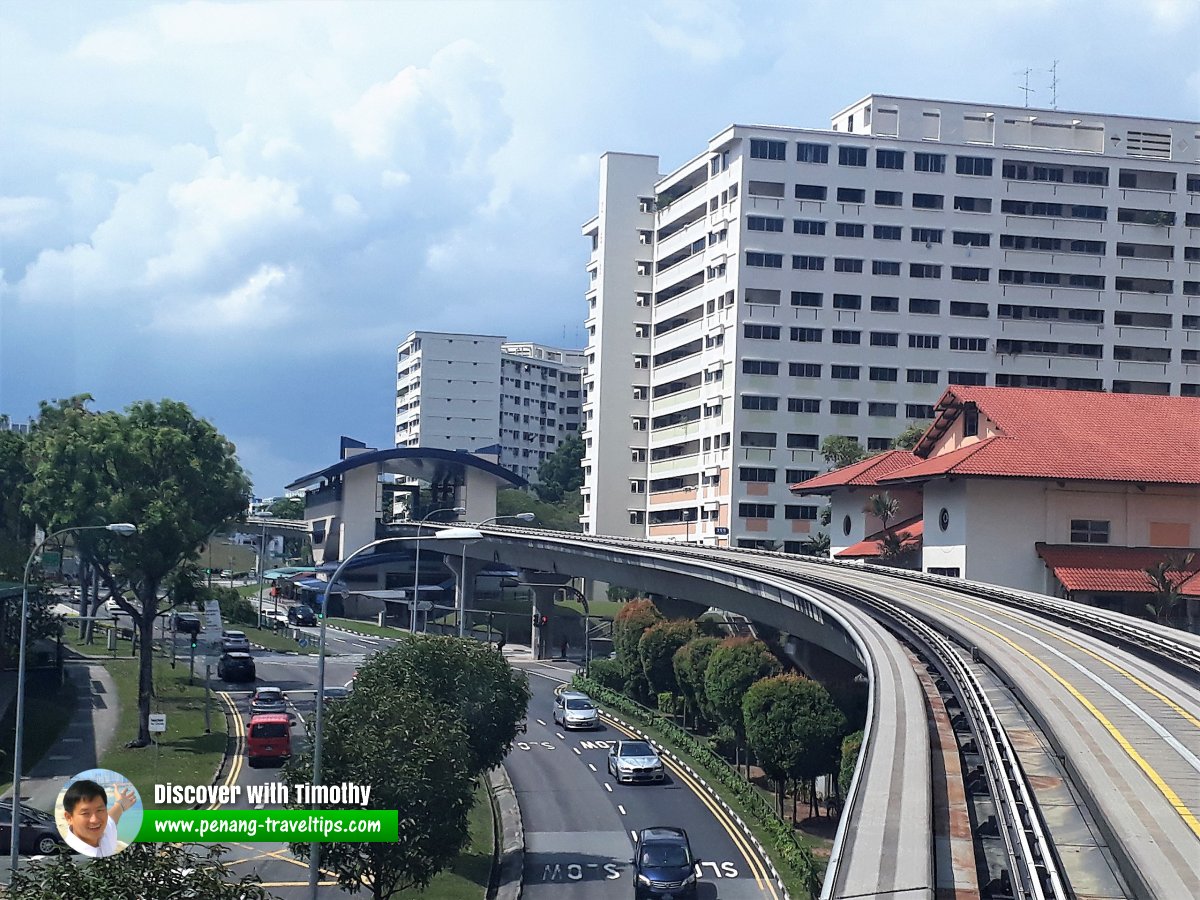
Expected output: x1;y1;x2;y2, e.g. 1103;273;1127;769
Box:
97;655;228;808
244;626;320;655
392;778;494;898
0;674;80;798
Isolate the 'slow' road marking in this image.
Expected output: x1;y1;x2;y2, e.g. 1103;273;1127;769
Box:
573;748;581;756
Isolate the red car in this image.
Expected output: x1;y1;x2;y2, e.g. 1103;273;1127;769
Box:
246;714;291;767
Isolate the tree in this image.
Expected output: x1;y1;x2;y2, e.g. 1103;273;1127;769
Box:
495;487;581;532
266;496;304;519
673;636;720;727
534;433;584;503
877;529;919;567
1144;552;1195;625
0;427;32;578
704;637;781;774
9;842;279;899
637;619;698;696
820;435;865;470
838;730;865;801
800;532;831;557
893;422;926;451
864;492;902;534
613;598;664;679
355;635;530;777
24;398;251;746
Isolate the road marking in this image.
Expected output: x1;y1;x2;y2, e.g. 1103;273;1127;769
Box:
536;718;546;726
618;804;626;815
48;755;71;761
588;763;597;772
630;830;637;841
556;732;566;740
60;738;83;743
209;692;245;809
573;747;581;756
604;783;612;792
253;803;265;809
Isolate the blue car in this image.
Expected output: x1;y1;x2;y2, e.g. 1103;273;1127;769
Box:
632;827;698;900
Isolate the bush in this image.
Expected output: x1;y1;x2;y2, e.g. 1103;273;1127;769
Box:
656;692;676;715
625;672;652;705
212;587;256;625
839;730;864;799
587;658;624;692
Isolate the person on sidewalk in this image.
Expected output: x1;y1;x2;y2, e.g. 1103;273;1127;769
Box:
59;779;136;858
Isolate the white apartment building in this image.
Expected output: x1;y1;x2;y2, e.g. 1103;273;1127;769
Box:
395;331;584;484
581;94;1200;551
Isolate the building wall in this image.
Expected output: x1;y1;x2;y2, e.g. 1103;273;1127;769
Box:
920;478;970;577
498;342;585;483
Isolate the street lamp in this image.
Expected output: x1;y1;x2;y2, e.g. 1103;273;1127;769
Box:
680;485;698;544
479;512;536;526
408;507;465;634
10;522;136;873
307;526;482;896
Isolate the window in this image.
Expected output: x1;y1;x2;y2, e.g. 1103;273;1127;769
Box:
797;142;829;163
912;193;944;209
836;222;865;238
871;295;899;312
874;224;902;240
905;404;933;420
750;138;787;160
739;467;777;483
1070;519;1110;544
950;301;990;318
869;367;898;382
963;405;979;436
837;187;866;203
870;331;899;347
909;334;940;349
745;288;781;305
791;291;823;307
907;368;939;383
790;362;822;377
785;505;819;520
955;156;993;176
742;360;780;375
789;398;820;413
833;293;862;310
876;149;905;169
786;433;819;449
912;227;943;244
743;324;781;340
953;231;991;247
914;152;946;173
793;255;825;270
830;400;860;415
793;219;827;235
830;365;860;380
834;257;864;273
739;503;776;519
948;371;987;385
875;190;903;207
838;146;867;166
785;468;818;483
790;327;823;342
833;329;861;344
950;336;987;351
953;195;992;213
748;180;785;197
1034;165;1064;182
795;184;827;200
867;437;894;451
952;266;990;282
868;401;898;415
746;252;783;268
740;431;777;448
747;216;784;232
1074;167;1109;185
910;263;942;278
742;395;779;410
872;260;901;275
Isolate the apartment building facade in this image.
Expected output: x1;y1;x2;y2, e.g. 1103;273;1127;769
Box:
395;330;584;484
580;94;1200;550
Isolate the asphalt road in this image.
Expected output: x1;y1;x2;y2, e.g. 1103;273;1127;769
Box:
510;660;781;900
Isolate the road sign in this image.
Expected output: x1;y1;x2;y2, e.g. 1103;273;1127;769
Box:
415;601;434;611
149;713;167;733
714;527;730;535
297;637;310;648
202;598;223;666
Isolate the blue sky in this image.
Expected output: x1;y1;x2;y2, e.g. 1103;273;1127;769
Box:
2;0;1197;495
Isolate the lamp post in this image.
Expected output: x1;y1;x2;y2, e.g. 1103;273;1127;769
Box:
307;526;482;896
680;485;698;544
10;522;136;874
256;522;267;629
409;507;465;634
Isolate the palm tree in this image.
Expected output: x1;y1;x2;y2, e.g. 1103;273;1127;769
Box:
864;493;902;533
1144;553;1195;625
877;530;916;567
801;532;831;557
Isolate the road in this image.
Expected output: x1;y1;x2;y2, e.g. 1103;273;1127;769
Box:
509;659;781;900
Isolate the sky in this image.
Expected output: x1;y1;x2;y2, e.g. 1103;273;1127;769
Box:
1;0;1197;496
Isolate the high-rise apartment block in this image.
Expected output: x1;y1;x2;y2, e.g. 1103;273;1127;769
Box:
580;94;1200;549
395;331;584;484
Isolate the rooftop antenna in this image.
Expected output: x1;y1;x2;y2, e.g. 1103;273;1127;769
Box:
1048;59;1060;110
1018;68;1036;107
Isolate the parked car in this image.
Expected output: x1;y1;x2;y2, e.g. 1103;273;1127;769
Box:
287;605;317;626
608;740;665;784
250;686;287;715
173;612;202;634
221;631;251;652
632;827;698;899
217;652;256;683
553;691;599;730
0;800;68;857
246;714;291;767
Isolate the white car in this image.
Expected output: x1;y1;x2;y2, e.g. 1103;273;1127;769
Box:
607;740;665;783
553;691;599;730
221;630;251;652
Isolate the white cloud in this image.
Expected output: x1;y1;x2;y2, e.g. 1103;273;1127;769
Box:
0;196;56;236
643;0;745;64
149;263;291;334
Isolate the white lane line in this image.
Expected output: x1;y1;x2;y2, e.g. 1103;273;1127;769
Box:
536;719;546;726
254;803;265;809
588;763;597;772
630;830;637;841
573;747;581;756
618;805;627;815
556;732;566;740
604;783;613;792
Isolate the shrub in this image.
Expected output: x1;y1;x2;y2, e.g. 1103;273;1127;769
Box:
587;658;624;692
613;599;663;679
638;620;698;695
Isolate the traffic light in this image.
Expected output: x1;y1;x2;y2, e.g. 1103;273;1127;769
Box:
190;638;197;650
534;614;548;628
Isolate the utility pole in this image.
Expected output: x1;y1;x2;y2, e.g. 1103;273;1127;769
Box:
1048;59;1060;109
1018;68;1035;107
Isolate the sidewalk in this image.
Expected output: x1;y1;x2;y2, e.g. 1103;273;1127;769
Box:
1;660;119;812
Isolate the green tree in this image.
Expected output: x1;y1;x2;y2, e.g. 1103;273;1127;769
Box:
838;730;865;802
1144;552;1195;625
9;842;279;899
864;492;902;534
893;421;926;451
266;496;304;519
877;529;919;567
704;637;781;774
613;598;664;680
637;619;698;696
673;635;720;727
24;398;251;746
0;427;32;578
820;435;866;469
534;433;584;503
496;488;581;532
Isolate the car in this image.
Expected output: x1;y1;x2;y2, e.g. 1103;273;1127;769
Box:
632;827;699;899
607;740;665;784
0;800;69;857
250;686;287;715
322;686;352;703
216;652;256;682
553;691;599;729
220;569;233;579
246;714;291;767
221;630;251;652
173;612;202;634
287;604;317;626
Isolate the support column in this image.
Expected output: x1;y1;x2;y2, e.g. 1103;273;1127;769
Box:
446;554;487;639
522;570;574;660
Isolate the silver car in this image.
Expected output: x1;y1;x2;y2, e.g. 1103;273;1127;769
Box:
221;630;251;652
250;687;287;715
553;691;599;730
608;740;665;783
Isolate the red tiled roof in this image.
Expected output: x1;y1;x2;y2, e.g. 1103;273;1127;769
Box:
1180;571;1200;596
791;450;920;493
888;387;1200;485
1036;544;1200;593
836;517;924;559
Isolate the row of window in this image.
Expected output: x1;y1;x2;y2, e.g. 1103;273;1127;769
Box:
739;395;962;416
743;323;988;350
739;359;986;385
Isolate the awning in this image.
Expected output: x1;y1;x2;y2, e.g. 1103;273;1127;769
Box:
294;578;346;593
1036;544;1200;594
836;517;924;559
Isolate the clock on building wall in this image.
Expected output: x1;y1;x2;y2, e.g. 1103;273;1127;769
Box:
939;508;950;531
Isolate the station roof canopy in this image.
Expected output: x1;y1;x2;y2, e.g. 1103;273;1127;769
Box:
285;446;527;492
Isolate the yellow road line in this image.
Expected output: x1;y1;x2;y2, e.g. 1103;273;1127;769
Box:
209;692;244;809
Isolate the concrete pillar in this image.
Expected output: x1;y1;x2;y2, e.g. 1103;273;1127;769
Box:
446;554;487;638
522;570;575;660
